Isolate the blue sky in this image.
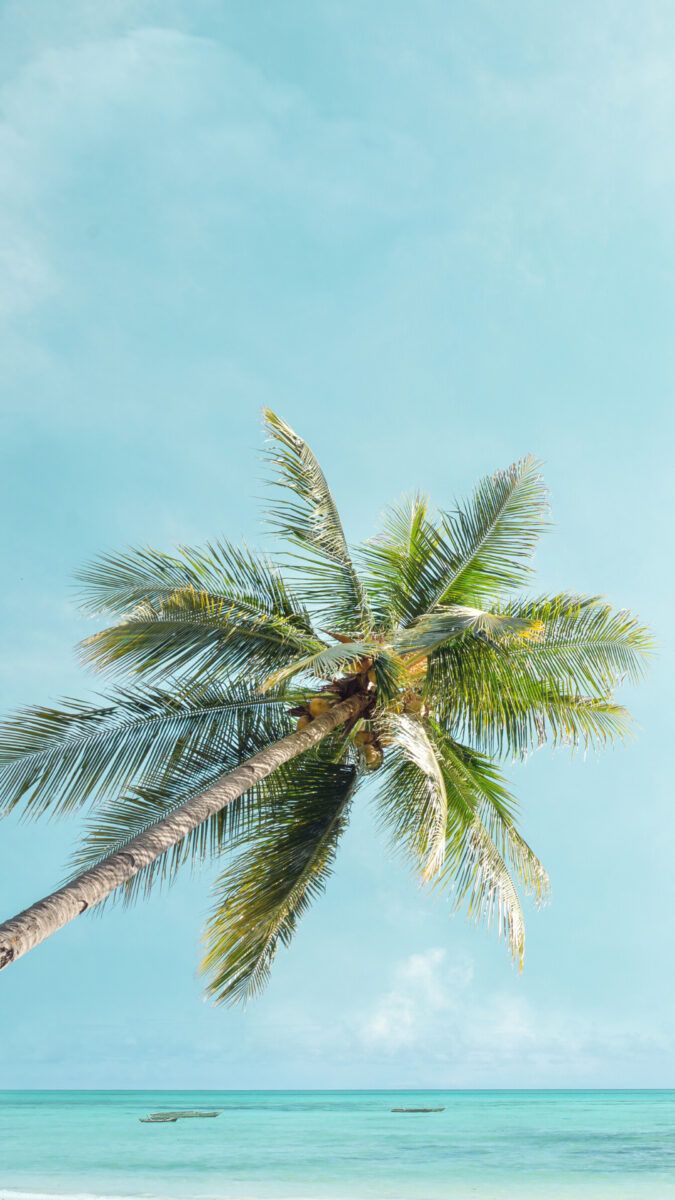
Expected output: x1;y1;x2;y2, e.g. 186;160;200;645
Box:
0;0;673;1088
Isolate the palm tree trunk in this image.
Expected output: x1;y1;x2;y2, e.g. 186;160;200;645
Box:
0;692;369;972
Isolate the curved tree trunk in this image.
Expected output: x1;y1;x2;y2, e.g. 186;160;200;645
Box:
0;692;369;972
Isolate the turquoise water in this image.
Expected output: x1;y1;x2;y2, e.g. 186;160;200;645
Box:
1;1091;675;1200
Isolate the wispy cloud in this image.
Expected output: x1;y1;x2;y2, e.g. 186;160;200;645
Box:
244;947;671;1087
352;947;670;1085
5;944;670;1087
361;948;471;1051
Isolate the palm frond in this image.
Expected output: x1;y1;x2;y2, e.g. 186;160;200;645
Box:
264;409;371;631
376;714;448;880
77;541;307;621
261;639;376;691
361;459;547;627
394;605;532;659
201;755;360;1005
452;822;528;964
504;593;653;692
359;494;446;630
81;587;325;683
435;456;549;606
434;732;548;967
423;594;650;757
393;453;547;614
437;732;549;902
375;719;548;966
0;679;288;819
429;642;631;759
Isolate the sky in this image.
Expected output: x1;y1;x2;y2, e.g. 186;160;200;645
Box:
0;0;674;1089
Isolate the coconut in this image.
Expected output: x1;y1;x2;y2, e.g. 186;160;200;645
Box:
296;714;312;731
354;730;374;746
403;692;423;714
308;696;333;717
363;744;383;770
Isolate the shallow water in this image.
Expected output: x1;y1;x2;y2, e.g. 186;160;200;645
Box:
1;1090;675;1199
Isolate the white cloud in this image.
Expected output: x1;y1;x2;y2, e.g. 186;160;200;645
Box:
362;948;472;1050
345;947;671;1085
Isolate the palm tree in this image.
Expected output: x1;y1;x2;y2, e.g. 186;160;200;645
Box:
0;411;651;1003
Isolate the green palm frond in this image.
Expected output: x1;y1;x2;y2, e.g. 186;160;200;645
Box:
458;680;630;758
261;639;377;691
360;458;548;628
264;409;371;631
437;732;549;903
81;588;325;683
394;605;532;659
377;716;547;966
201;755;360;1005
435;456;548;605
76;541;307;621
0;680;287;819
359;494;446;629
429;642;631;758
424;594;650;757
434;731;549;967
505;593;653;691
376;714;448;880
80;543;322;682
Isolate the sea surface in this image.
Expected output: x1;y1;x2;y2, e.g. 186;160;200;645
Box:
1;1090;675;1200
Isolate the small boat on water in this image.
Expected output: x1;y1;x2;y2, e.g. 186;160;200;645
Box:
391;1107;445;1113
140;1110;222;1123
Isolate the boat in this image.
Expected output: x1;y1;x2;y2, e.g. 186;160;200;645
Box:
140;1110;222;1123
390;1106;445;1113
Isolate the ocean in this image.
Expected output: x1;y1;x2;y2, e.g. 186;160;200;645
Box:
1;1090;674;1200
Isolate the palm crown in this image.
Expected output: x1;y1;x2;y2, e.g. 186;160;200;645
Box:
0;411;651;1003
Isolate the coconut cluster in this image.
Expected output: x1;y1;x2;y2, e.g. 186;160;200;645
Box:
289;657;389;770
353;728;384;770
294;695;336;730
289;655;429;773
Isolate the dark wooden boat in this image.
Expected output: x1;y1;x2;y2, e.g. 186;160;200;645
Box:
391;1106;445;1113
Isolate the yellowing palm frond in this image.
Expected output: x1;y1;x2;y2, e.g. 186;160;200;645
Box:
376;713;448;881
